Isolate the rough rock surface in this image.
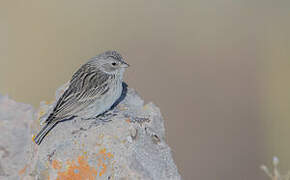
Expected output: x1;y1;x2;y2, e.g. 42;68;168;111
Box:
0;83;181;180
0;95;34;179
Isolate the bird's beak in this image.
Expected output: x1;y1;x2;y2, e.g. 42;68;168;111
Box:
120;62;130;68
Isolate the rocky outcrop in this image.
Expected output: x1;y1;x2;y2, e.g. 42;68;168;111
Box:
0;83;181;180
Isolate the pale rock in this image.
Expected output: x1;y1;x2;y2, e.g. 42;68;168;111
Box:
0;83;181;180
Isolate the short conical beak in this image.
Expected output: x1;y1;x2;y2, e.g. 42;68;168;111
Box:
120;62;130;68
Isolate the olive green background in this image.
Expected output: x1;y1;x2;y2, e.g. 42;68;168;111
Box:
1;1;290;179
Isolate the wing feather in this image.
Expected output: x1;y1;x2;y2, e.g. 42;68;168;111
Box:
45;64;112;123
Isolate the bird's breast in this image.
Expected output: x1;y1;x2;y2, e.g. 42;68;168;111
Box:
79;81;123;119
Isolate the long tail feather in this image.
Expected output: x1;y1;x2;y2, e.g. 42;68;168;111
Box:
34;121;58;145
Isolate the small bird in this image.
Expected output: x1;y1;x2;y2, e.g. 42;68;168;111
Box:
34;51;129;145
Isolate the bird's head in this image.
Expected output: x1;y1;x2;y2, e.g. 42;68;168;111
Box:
90;51;129;76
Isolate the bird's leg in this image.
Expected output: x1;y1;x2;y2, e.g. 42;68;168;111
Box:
97;111;117;122
82;109;118;122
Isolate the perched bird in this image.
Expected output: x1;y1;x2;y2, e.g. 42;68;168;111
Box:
34;51;129;145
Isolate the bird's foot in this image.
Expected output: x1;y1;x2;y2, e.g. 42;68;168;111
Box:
97;111;118;122
82;111;118;122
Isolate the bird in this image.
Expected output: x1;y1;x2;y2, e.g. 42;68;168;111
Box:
34;50;129;145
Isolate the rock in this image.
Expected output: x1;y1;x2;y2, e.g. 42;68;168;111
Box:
0;95;35;179
0;83;182;180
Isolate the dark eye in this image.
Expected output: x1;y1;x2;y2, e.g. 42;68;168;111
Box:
111;62;117;66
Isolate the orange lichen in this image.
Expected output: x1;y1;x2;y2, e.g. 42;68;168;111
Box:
52;160;62;170
45;100;54;105
55;156;97;180
32;134;36;142
96;148;113;176
37;109;46;124
97;148;113;159
39;110;45;116
125;119;131;123
37;110;46;121
53;149;113;179
18;164;28;175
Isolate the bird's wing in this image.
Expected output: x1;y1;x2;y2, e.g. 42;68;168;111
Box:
45;64;112;123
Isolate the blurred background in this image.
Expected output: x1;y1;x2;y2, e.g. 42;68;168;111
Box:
1;0;290;179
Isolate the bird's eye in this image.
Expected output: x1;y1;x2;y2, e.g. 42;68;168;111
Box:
111;62;117;66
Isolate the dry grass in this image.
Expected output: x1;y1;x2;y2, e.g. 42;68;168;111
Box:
261;157;290;180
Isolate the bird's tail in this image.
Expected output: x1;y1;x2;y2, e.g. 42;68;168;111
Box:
34;121;58;145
